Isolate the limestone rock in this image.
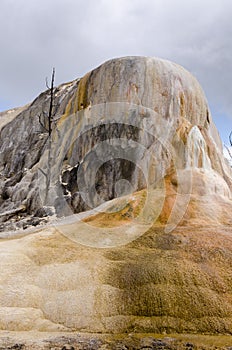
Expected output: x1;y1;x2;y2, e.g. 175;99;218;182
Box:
0;56;232;335
0;56;231;229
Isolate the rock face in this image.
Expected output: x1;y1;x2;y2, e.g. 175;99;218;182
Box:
0;56;231;228
0;56;232;335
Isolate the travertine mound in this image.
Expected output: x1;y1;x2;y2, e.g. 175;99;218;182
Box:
1;216;232;334
0;56;231;228
0;56;232;335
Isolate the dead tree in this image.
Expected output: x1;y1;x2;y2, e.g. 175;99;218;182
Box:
229;131;232;164
39;67;55;136
224;131;232;164
38;68;56;204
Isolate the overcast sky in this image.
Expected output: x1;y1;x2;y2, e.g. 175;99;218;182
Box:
0;0;231;143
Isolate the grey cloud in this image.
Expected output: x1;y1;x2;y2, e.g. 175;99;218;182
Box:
0;0;231;140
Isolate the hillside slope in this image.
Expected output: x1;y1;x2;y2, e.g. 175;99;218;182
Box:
0;56;232;337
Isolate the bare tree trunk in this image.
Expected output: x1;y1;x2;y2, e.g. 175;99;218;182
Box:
47;68;55;136
39;68;56;204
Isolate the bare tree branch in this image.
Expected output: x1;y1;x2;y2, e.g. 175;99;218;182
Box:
46;77;50;90
38;113;49;133
38;167;47;178
38;68;56;136
48;68;55;136
225;131;232;166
